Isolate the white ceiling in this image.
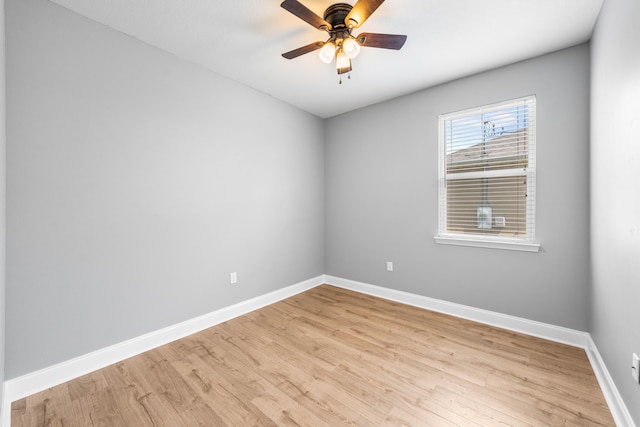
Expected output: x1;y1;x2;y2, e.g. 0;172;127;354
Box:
48;0;603;118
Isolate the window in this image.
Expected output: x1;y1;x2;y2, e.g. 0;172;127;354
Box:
435;96;539;252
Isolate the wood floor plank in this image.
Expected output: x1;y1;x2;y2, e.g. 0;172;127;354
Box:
170;354;276;426
12;285;615;426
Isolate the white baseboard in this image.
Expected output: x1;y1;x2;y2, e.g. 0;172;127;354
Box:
2;275;634;427
585;336;636;427
323;275;591;347
323;275;635;427
1;383;8;427
2;275;324;417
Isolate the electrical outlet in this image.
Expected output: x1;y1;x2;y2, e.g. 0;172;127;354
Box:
632;353;640;383
230;272;237;284
386;261;393;272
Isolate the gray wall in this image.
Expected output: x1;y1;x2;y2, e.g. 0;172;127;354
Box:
591;0;640;423
0;0;6;409
325;44;591;331
5;0;325;378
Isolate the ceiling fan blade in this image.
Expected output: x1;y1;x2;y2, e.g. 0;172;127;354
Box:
345;0;385;28
357;33;407;50
282;41;325;59
281;0;331;31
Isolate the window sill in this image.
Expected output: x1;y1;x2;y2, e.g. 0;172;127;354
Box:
434;235;541;252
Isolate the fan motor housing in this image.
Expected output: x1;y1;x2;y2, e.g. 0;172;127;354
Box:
323;3;352;29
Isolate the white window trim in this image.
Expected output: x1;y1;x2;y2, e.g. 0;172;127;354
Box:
434;235;541;252
436;95;539;252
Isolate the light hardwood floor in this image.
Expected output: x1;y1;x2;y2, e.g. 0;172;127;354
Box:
12;285;615;426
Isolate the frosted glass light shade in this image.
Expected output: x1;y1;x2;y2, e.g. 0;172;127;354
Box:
336;50;350;69
342;37;361;59
318;42;335;64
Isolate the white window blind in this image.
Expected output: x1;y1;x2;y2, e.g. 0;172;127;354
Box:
438;96;536;246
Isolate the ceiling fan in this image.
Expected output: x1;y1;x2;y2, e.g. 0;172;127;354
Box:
281;0;407;83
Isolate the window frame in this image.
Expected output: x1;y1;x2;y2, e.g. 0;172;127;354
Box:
434;96;540;252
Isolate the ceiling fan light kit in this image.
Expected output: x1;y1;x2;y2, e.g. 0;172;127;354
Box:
281;0;407;84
